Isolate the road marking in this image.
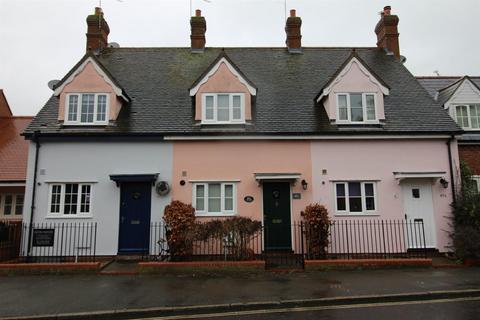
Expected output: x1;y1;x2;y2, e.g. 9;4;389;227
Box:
135;296;480;320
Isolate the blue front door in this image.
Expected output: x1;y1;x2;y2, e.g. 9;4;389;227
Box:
118;182;151;253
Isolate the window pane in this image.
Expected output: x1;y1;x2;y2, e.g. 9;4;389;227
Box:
364;183;374;197
205;96;214;120
232;95;241;120
337;197;346;211
348;182;361;197
208;184;221;212
470;105;480;129
224;198;233;211
366;94;376;120
208;198;221;212
64;184;78;215
80;185;91;213
336;183;346;197
456;105;469;128
50;185;62;213
96;95;107;122
4;195;12;215
338;95;348;121
365;197;375;210
81;94;95;123
224;184;234;211
68;95;78;121
349;198;362;212
209;184;221;197
224;184;233;197
217;94;230;121
350;94;363;122
195;185;205;211
15;195;24;215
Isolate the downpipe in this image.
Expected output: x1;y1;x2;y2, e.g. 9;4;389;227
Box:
26;131;41;258
447;135;456;204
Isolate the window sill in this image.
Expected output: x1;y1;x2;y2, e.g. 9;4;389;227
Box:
334;213;379;217
46;214;93;219
195;213;237;218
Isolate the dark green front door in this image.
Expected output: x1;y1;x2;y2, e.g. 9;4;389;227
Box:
263;182;292;251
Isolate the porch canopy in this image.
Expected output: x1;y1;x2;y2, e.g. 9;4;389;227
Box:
393;171;446;184
109;173;159;187
254;173;301;185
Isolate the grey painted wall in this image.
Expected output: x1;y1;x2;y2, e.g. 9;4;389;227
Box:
22;141;173;256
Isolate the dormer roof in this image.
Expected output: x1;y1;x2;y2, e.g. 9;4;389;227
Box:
189;51;257;96
52;53;130;102
436;76;480;106
315;50;390;102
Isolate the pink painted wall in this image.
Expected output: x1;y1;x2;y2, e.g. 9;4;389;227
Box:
323;60;386;121
195;62;252;121
310;139;458;252
172;141;312;222
58;62;122;121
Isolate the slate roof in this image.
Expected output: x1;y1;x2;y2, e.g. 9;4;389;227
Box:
0;116;33;181
25;47;461;138
417;76;480;102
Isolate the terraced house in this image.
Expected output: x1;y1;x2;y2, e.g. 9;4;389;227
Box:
21;6;461;259
417;76;480;192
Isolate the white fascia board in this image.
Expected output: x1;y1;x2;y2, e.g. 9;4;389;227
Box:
53;57;129;102
316;57;390;103
164;135;453;141
189;57;257;96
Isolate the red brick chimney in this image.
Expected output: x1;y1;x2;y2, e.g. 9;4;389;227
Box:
190;9;206;52
86;7;110;52
375;6;400;59
285;9;302;52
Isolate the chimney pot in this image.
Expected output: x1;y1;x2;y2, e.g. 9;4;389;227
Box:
375;6;400;59
191;9;206;52
86;7;110;53
285;9;302;52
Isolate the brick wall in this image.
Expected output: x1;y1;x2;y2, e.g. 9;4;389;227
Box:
459;145;480;175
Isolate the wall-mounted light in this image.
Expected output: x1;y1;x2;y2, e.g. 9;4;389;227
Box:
440;178;449;189
301;179;308;190
180;180;186;186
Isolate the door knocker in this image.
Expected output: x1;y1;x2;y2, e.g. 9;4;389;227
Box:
132;192;141;200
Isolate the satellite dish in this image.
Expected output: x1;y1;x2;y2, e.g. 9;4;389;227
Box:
108;42;120;48
155;181;170;196
47;80;60;90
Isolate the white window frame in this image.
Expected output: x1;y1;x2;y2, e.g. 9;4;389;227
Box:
472;176;480;194
201;93;245;124
47;183;93;218
335;93;378;124
64;93;109;125
193;182;237;216
452;104;480;130
334;181;377;215
0;193;24;217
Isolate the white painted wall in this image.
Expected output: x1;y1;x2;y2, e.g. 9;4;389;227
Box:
22;141;173;256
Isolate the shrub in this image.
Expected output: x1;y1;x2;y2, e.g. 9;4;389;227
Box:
195;217;262;260
163;200;196;259
301;203;331;259
450;161;480;260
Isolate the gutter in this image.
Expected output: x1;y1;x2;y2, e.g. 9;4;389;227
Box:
447;134;456;204
26;131;41;258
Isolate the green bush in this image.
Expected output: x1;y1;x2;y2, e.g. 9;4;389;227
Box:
450;161;480;260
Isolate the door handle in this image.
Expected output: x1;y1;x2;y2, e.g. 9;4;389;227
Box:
120;216;125;224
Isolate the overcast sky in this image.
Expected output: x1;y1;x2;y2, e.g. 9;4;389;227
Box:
0;0;479;115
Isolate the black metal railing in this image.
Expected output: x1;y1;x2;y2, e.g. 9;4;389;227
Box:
302;219;427;260
18;222;98;262
0;220;23;262
145;221;263;261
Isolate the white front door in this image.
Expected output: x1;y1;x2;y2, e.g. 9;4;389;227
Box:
402;180;436;248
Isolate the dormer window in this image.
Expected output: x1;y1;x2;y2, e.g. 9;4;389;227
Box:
336;93;376;123
202;93;245;124
65;93;109;125
454;104;480;129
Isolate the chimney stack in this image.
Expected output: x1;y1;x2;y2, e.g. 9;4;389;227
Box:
190;9;206;52
285;9;302;52
86;7;110;52
375;6;400;59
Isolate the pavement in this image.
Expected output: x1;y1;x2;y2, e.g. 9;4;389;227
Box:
0;267;479;319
